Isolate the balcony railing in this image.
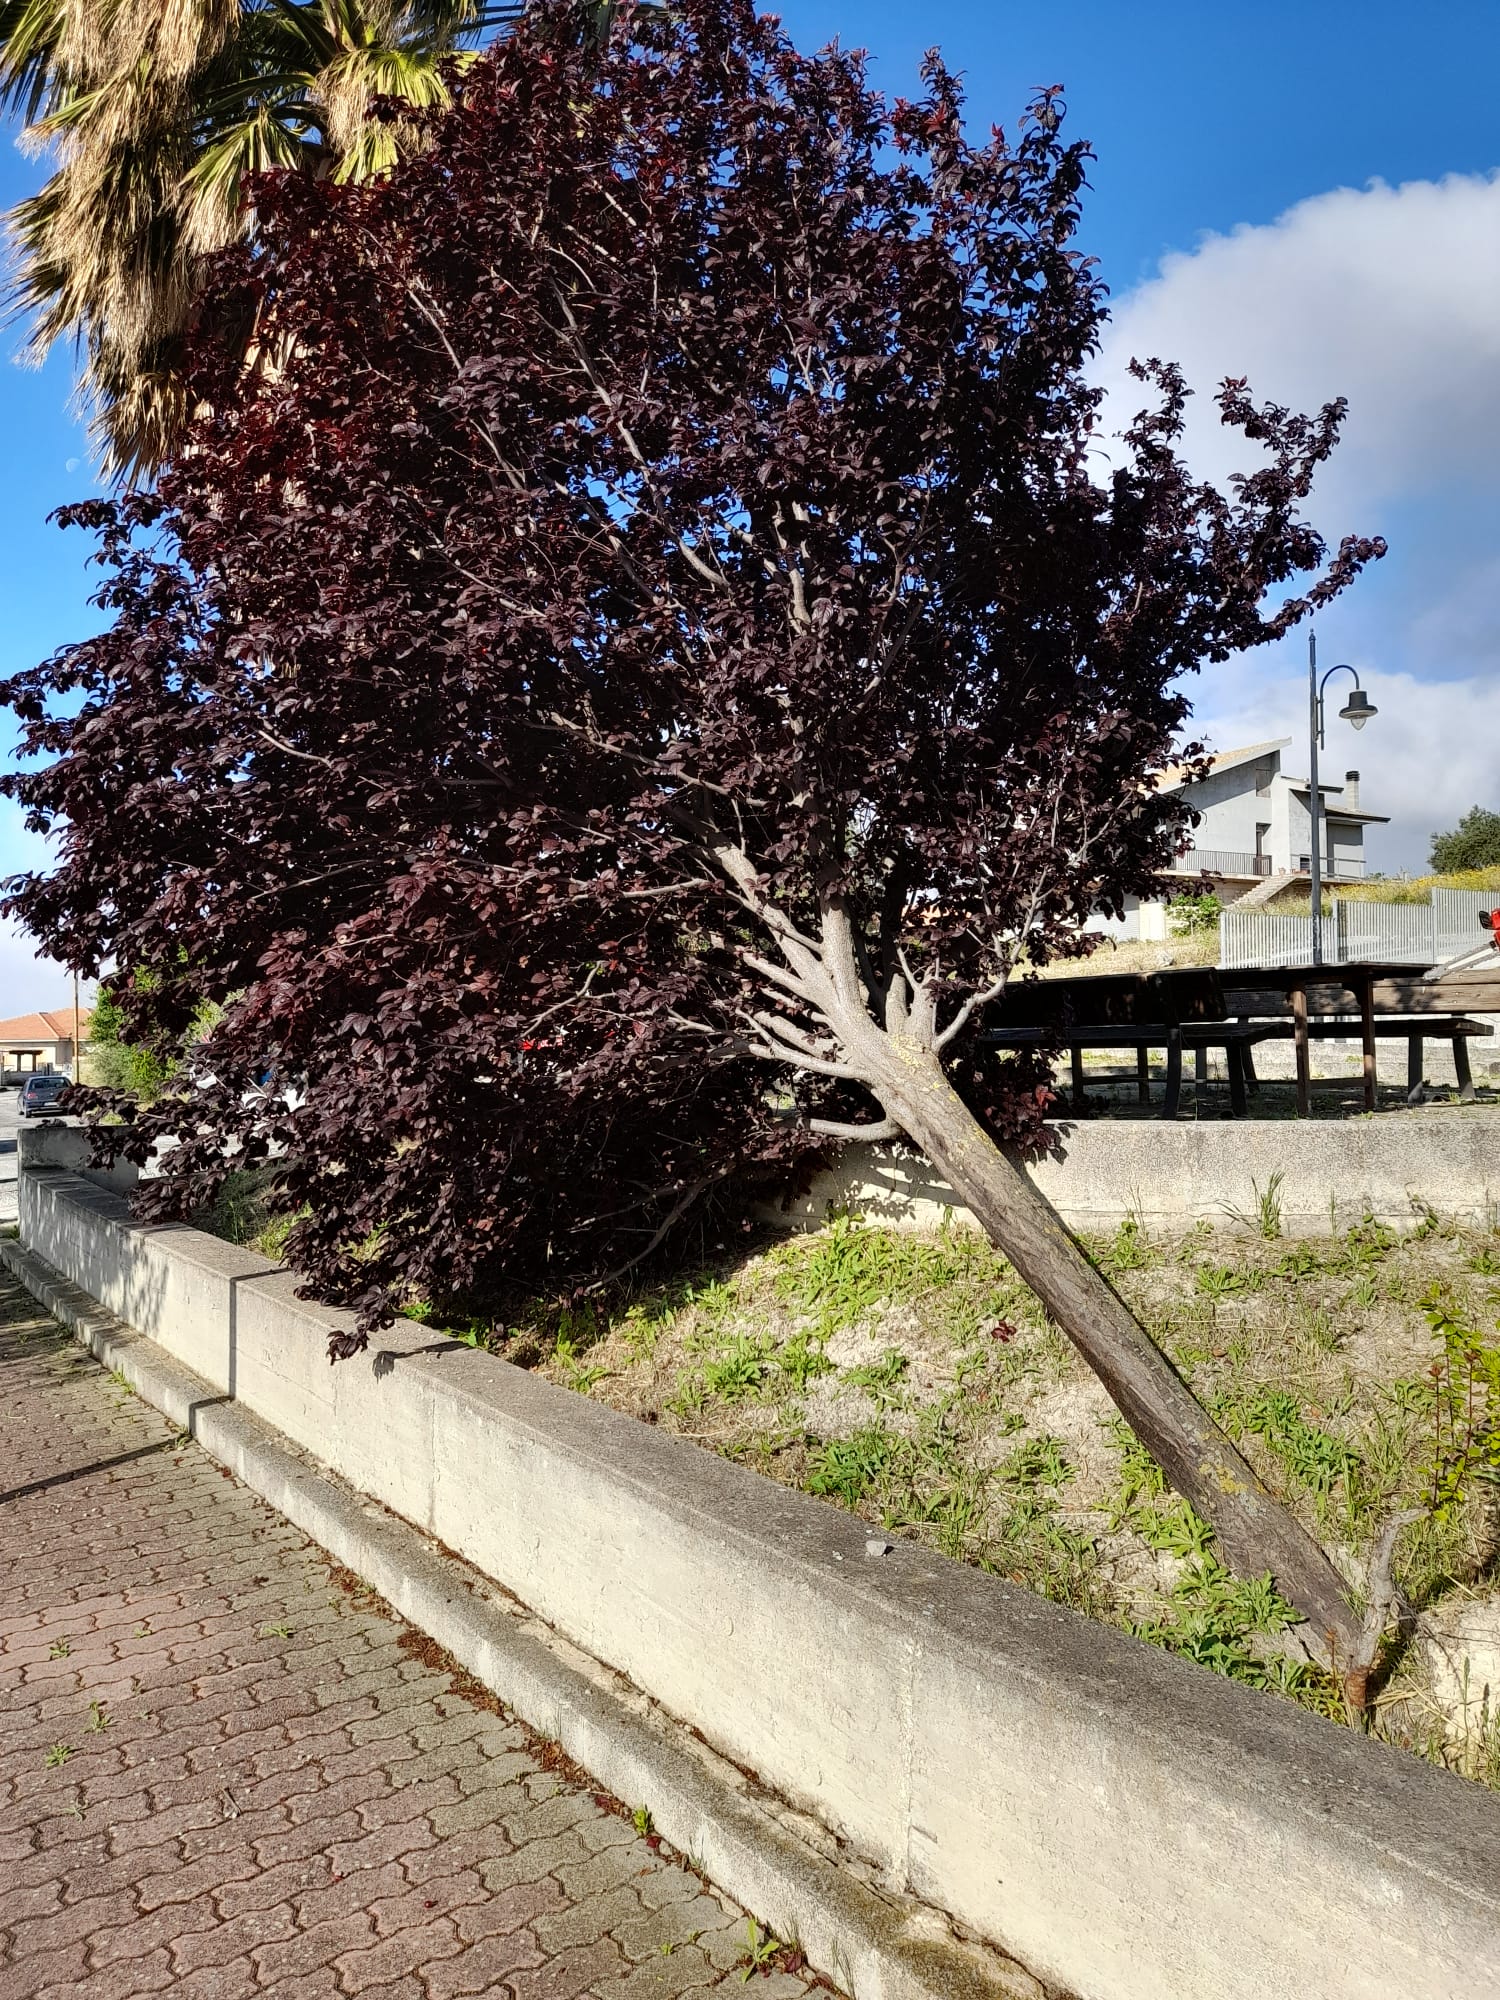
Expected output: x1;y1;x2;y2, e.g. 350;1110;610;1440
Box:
1294;857;1368;879
1167;849;1272;879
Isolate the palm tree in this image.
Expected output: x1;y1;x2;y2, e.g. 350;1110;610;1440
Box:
0;1;547;476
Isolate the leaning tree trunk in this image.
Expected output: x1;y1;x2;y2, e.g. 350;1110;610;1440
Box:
866;1043;1366;1675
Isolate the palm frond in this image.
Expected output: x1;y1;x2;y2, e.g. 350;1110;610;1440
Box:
0;0;66;122
2;0;566;473
181;101;312;254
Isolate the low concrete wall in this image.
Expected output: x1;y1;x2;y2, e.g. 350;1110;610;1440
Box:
772;1119;1500;1237
16;1136;1500;2000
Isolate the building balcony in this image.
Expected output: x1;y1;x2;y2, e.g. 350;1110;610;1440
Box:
1293;856;1368;879
1166;849;1273;880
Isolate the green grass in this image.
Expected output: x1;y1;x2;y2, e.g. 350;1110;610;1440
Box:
534;1208;1500;1790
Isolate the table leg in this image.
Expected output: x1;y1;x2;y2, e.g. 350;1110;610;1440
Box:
1360;981;1377;1112
1408;1034;1423;1094
1239;1021;1259;1092
1193;1045;1209;1091
1292;982;1310;1117
1228;1042;1248;1117
1454;1034;1475;1104
1071;1045;1086;1111
1137;1045;1150;1106
1163;1031;1182;1121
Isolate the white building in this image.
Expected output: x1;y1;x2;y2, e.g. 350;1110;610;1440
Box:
1093;738;1389;942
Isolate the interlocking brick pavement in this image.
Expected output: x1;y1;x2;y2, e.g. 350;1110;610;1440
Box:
0;1270;823;2000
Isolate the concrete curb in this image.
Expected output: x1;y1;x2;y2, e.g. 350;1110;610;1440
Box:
0;1235;1046;2000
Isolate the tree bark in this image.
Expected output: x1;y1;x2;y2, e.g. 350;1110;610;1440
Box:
864;1039;1365;1672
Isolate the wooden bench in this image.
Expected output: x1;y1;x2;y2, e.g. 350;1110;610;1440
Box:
983;965;1495;1118
985;968;1252;1119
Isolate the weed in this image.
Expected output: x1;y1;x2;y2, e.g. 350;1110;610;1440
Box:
805;1427;897;1508
1222;1170;1286;1240
1410;1200;1456;1242
133;1621;151;1638
87;1702;109;1734
1346;1271;1379;1313
699;1336;773;1404
775;1215;1000;1342
48;1638;71;1660
842;1348;909;1403
1277;1243;1322;1282
777;1330;834;1393
738;1921;784;1981
1000;1435;1073;1491
1215;1389;1360;1503
554;1329;611;1394
1106;1422;1168;1526
44;1743;73;1768
1333;1216;1398;1274
1136;1495;1217;1563
1421;1287;1500;1521
1099;1213;1155;1273
1128;1503;1343;1709
631;1805;654;1840
259;1622;293;1640
1468;1246;1500;1278
1195;1264;1260;1301
1174;1220;1214;1263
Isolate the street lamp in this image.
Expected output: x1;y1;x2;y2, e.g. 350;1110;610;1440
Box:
1307;628;1378;966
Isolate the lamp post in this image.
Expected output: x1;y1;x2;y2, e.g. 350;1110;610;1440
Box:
1306;627;1378;966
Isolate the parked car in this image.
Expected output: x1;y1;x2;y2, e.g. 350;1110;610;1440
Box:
17;1073;70;1118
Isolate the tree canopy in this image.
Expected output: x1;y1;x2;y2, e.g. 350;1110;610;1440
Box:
0;0;559;473
3;0;1386;1669
1430;806;1500;875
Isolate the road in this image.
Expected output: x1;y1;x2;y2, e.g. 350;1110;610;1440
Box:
0;1091;18;1227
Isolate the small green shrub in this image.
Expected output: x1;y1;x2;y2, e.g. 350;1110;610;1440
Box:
1166;890;1222;938
804;1426;897;1506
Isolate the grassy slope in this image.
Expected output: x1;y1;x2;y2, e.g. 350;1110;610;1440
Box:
534;1210;1500;1785
196;1165;1500;1788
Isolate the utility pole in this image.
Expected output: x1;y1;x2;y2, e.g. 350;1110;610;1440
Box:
1308;629;1323;967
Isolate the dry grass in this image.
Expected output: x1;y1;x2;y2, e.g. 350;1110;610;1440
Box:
1030;931;1222;979
1262;867;1500;913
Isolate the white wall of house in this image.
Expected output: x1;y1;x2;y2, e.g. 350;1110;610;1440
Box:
1178;749;1280;860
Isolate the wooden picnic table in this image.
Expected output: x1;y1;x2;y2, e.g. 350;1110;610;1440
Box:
985;962;1497;1121
1223;962;1500;1116
1246;961;1413;1116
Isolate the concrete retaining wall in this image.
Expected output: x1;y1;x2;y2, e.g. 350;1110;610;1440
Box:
770;1119;1500;1237
16;1132;1500;2000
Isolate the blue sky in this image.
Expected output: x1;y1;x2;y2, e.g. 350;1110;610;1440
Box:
3;0;1499;1004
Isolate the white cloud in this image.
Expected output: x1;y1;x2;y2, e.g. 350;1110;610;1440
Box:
1096;172;1500;515
1093;171;1500;866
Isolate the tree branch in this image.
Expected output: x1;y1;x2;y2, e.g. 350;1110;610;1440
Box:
808;1115;903;1142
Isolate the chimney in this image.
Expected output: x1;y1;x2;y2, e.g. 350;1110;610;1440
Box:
1344;769;1360;810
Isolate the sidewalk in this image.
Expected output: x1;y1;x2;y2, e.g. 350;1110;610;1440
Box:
0;1269;819;2000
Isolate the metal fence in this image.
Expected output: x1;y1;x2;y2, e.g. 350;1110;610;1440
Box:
1219;887;1499;970
1434;887;1499;962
